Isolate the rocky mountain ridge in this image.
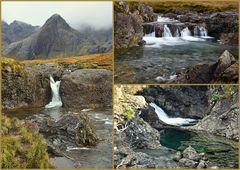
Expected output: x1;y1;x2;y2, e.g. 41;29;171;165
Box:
3;14;112;60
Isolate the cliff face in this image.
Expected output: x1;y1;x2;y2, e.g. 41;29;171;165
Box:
188;86;239;140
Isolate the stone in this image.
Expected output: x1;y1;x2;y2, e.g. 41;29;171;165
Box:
172;151;182;162
38;113;99;147
179;158;198;168
197;160;207;168
182;146;201;161
214;50;236;77
60;69;112;109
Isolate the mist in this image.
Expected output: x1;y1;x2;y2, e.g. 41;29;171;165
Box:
2;1;112;30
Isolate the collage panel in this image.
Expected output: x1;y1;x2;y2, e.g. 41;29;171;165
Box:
114;85;239;168
1;1;113;169
114;1;239;84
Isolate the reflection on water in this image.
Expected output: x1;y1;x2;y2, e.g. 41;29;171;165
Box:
115;42;238;83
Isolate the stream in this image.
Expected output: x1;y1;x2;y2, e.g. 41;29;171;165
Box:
114;16;238;84
5;107;113;168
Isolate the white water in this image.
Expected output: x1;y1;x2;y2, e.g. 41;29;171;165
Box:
163;25;173;37
45;75;63;108
143;16;213;48
149;102;196;126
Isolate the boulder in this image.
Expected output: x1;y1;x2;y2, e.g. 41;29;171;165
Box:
37;113;99;147
182;146;201;161
178;158;198;168
169;50;238;84
60;69;112;109
121;116;161;149
172;151;182;162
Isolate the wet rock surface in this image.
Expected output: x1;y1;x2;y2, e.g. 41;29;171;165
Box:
169;50;238;84
138;86;208;118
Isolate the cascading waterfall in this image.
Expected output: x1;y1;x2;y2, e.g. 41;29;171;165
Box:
200;27;208;36
163;25;173;37
180;27;191;37
45;75;63;108
149;102;197;126
143;16;212;47
194;26;208;37
175;29;180;37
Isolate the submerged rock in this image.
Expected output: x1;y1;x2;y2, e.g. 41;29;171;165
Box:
60;69;112;109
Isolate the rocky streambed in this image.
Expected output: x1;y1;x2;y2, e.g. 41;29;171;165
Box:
114;2;238;84
5;107;113;168
1;55;113;168
114;85;239;168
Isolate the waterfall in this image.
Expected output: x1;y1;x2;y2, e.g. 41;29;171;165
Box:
175;29;180;37
194;26;208;36
45;75;62;108
149;102;197;126
181;27;191;37
163;25;173;37
199;27;208;36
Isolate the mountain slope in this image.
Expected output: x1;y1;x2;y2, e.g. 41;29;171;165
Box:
3;14;112;60
2;20;39;48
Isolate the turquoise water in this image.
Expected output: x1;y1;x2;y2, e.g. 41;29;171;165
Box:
159;128;239;168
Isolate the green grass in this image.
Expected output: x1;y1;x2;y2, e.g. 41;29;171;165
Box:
1;116;51;169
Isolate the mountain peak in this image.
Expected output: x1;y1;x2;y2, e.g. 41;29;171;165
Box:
43;14;70;30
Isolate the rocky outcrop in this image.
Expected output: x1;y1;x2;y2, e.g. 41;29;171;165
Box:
114;85;178;168
114;116;178;168
168;50;238;84
187;86;239;141
114;85;147;127
173;146;208;168
60;69;112;108
36;113;99;148
114;2;157;49
138;86;208;118
1;58;51;110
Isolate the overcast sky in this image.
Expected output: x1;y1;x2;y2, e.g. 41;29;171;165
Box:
2;1;112;30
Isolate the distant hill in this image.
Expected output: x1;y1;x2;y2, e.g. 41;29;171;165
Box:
2;20;39;48
2;14;112;60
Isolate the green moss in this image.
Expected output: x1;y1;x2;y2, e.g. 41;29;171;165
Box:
123;109;135;120
212;85;234;101
1;116;51;169
1;57;26;75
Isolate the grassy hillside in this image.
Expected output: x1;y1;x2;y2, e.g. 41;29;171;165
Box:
21;52;113;70
142;1;238;13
